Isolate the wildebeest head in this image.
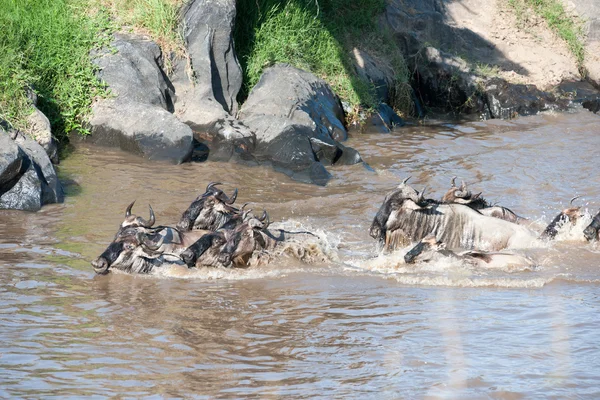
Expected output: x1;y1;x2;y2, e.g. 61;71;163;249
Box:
583;209;600;241
404;234;446;264
540;196;582;239
176;182;239;232
221;209;271;267
442;177;488;209
180;231;231;268
91;229;165;275
369;177;427;241
92;202;166;275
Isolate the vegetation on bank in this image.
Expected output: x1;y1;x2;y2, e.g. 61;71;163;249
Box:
234;0;412;116
508;0;585;73
0;0;112;138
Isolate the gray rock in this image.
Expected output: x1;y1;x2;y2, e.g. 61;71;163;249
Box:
0;130;64;211
89;101;193;164
14;134;64;204
239;64;362;186
94;33;174;110
351;48;394;103
181;0;242;115
564;0;600;87
26;106;58;164
90;34;193;163
174;0;248;160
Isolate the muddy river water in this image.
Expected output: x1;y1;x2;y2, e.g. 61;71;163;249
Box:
1;110;600;398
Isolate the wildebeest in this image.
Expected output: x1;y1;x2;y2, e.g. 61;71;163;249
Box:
584;209;600;241
176;182;239;231
403;234;536;270
370;178;540;252
539;196;582;239
91;203;220;275
442;177;523;223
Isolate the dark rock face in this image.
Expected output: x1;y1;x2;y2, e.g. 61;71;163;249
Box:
484;78;568;119
89;33;193;164
558;81;600;114
0;130;64;211
239;64;362;186
173;0;251;161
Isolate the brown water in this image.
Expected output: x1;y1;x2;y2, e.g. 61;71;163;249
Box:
1;110;600;398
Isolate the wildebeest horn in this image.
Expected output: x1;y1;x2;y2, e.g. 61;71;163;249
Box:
147;204;155;227
451;176;457;188
260;211;270;229
125;200;135;217
206;182;222;192
242;208;253;220
418;186;426;202
258;209;268;221
570;195;581;206
401;176;412;185
226;188;238;204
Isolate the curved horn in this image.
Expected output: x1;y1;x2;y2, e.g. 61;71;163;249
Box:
460;180;467;192
147;204;155;227
570;195;581;206
125;200;135;217
402;176;412;185
258;209;268;221
226;188;238;204
242;208;253;220
206;182;222;192
419;186;427;202
451;176;457;188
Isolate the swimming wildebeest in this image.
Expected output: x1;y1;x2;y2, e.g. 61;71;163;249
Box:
403;234;536;270
176;182;240;231
370;178;580;252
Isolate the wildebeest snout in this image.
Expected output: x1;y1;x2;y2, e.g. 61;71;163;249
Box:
91;257;110;275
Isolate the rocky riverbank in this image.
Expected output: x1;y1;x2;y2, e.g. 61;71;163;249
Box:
2;0;600;209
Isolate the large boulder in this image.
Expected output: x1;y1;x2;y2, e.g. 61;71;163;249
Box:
26;105;58;164
0;129;64;211
173;0;251;161
88;33;193;164
239;64;362;186
563;0;600;87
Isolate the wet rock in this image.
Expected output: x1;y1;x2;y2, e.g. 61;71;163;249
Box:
484;78;568;119
89;33;193;164
239;64;362;186
557;81;600;113
0;129;64;211
368;103;405;133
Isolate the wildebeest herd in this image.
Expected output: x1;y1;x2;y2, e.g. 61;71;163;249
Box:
92;178;600;275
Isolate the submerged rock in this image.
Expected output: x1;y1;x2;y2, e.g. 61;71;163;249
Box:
0;129;64;211
88;33;193;164
239;64;362;186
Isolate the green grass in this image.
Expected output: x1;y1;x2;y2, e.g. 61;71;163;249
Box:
0;0;113;139
235;0;412;117
508;0;585;74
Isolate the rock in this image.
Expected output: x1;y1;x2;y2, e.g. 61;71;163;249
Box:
484;78;569;119
89;33;193;164
367;103;405;133
26;106;58;164
173;0;247;161
0;129;64;211
88;101;193;163
352;48;394;103
239;64;362;186
557;81;600;114
181;0;242;115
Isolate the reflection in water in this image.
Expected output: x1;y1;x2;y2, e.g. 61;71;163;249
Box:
1;111;600;397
